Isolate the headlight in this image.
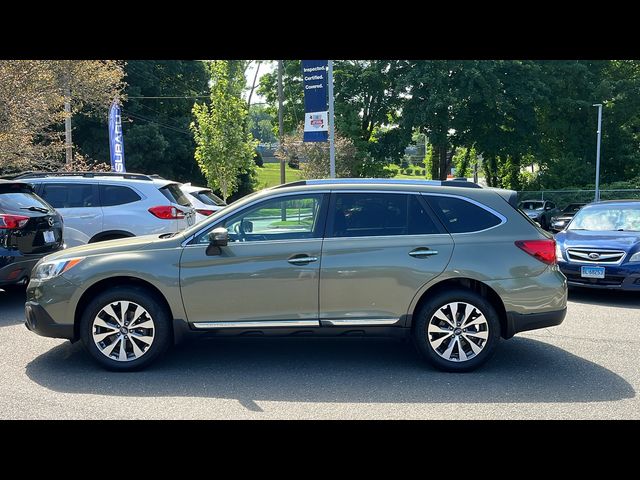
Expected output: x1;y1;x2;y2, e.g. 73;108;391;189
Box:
556;243;564;261
33;257;85;280
629;252;640;263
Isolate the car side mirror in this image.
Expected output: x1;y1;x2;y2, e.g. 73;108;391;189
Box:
206;227;228;256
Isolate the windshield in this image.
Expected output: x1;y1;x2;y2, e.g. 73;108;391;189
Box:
562;203;584;214
519;201;544;210
568;205;640;232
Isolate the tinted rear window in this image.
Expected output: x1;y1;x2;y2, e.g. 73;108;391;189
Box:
160;183;191;207
39;183;96;208
0;191;52;213
100;185;141;206
191;190;225;206
425;195;502;233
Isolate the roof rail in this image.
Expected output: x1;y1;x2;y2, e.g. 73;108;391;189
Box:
273;178;482;189
12;171;155;181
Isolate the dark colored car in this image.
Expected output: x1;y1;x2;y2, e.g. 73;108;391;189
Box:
556;200;640;290
0;180;64;288
550;203;587;233
518;200;560;230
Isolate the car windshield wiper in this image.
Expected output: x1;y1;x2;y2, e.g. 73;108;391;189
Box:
21;206;50;214
159;232;179;239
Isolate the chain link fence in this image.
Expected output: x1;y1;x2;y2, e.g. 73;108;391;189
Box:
517;189;640;206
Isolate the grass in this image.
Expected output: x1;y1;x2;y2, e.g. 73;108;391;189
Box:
255;163;304;189
255;162;430;188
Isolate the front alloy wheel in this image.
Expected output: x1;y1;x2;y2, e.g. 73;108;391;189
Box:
80;286;171;371
92;301;155;362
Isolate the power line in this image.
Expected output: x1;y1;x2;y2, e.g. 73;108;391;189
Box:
127;95;211;99
121;110;193;136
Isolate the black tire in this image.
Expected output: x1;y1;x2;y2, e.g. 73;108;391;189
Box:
79;286;172;371
90;234;130;243
412;288;501;372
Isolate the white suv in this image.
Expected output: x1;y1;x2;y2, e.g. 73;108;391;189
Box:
179;183;227;223
16;172;196;248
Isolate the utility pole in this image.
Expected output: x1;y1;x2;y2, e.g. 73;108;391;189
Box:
277;60;285;185
328;60;335;178
64;71;73;166
593;103;603;202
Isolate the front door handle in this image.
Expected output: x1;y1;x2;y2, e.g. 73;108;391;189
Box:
409;248;438;258
288;255;319;265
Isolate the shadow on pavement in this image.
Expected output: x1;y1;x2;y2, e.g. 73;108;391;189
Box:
568;287;640;309
0;287;26;327
26;336;634;406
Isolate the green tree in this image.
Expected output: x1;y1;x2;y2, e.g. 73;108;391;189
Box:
74;60;209;184
191;60;257;201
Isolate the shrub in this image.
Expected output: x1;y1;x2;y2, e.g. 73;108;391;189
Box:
253;150;264;168
288;156;300;169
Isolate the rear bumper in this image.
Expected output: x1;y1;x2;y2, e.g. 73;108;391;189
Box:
505;308;567;338
0;252;44;286
24;301;75;339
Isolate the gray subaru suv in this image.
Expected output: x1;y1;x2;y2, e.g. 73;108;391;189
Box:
24;179;567;372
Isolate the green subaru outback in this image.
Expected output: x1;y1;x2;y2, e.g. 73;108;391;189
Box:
25;179;567;372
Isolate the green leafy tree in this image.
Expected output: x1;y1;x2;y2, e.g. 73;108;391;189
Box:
191;60;257;201
73;60;209;184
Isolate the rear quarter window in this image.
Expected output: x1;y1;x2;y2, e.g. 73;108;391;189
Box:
100;185;142;206
425;195;502;233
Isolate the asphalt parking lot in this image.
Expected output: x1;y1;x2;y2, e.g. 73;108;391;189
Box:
0;286;638;419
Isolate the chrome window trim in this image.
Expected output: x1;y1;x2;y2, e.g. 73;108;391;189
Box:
193;320;321;329
181;190;331;247
421;192;507;234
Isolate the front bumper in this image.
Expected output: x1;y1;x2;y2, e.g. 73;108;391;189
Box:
558;261;640;290
25;301;74;339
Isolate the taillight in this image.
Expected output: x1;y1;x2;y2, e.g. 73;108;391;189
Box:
196;209;215;216
148;206;185;219
0;214;30;229
515;239;556;265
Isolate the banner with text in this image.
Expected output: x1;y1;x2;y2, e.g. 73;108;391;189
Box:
108;100;126;172
302;60;328;142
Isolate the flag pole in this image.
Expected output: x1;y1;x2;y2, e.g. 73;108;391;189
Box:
328;60;335;178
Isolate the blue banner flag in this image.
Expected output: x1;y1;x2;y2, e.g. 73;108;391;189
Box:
108;100;126;172
301;60;329;142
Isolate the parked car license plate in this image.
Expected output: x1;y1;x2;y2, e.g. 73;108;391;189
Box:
43;230;56;243
581;266;605;278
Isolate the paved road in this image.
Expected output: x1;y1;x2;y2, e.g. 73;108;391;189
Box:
1;286;638;419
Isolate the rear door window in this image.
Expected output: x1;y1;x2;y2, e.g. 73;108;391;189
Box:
328;192;443;238
160;183;191;207
40;183;97;208
100;185;142;206
424;195;502;233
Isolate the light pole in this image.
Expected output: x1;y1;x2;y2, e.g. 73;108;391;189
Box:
593;103;603;202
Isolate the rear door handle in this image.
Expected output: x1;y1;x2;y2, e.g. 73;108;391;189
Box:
288;255;319;265
409;248;438;258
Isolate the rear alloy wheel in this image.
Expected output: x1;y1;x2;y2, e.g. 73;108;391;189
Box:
80;287;171;371
413;288;500;372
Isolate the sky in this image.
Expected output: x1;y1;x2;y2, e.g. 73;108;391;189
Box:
244;60;276;104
